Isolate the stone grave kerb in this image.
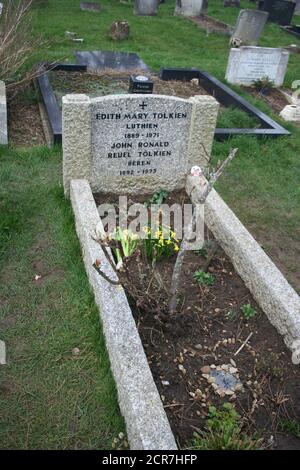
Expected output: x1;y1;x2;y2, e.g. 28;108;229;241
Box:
62;93;219;197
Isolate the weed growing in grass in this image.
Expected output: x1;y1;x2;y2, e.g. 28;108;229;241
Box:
194;270;215;286
194;240;215;259
253;75;274;95
241;303;257;320
145;189;168;207
192;403;261;450
279;420;300;439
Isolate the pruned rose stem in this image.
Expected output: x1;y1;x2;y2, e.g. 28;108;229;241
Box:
168;148;238;315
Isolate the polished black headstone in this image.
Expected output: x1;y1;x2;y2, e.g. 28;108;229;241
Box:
258;0;295;25
75;51;150;71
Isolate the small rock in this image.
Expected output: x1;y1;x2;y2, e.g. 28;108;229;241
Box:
230;359;237;367
161;380;170;386
201;365;211;374
207;377;216;384
225;389;235;396
178;364;186;374
234;383;243;391
211;383;219;390
229;367;238;374
0;340;6;365
72;347;80;356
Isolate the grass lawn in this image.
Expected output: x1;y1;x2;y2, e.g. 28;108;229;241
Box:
1;0;300;449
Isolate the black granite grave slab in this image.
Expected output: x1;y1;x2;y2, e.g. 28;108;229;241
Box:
281;24;300;38
80;2;101;12
258;0;296;25
161;68;290;140
37;62;289;144
76;51;150;72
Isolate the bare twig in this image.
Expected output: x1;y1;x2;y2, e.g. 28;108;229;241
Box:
234;332;253;356
168;148;238;315
92;262;121;286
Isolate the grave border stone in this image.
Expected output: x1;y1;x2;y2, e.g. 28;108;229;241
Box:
280;25;300;39
70;176;300;447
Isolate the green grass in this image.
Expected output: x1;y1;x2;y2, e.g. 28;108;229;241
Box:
0;146;124;449
280;419;300;439
1;0;300;450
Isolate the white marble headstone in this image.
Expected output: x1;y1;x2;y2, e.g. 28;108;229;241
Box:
175;0;205;16
225;46;289;86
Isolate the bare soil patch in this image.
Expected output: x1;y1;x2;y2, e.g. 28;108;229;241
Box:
188;14;232;35
242;86;290;114
7;85;46;147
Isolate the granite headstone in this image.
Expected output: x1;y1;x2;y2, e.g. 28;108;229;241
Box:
63;93;219;195
230;9;269;46
134;0;159;15
258;0;296;25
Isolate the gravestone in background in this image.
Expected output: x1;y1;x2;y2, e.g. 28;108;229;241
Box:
76;51;150;71
175;0;206;16
225;46;289;86
295;0;300;14
280;104;300;121
134;0;159;15
258;0;296;25
231;9;269;46
224;0;240;7
62;93;219;195
80;2;101;12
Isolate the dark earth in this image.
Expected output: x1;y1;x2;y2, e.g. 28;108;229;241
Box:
94;190;300;450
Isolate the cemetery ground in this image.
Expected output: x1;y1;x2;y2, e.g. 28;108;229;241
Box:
1;0;300;450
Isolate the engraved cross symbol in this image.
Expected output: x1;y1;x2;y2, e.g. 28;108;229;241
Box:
139;101;147;110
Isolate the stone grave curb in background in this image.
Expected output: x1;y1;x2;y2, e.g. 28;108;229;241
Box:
70;178;177;451
0;81;8;145
37;64;88;145
186;176;300;351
